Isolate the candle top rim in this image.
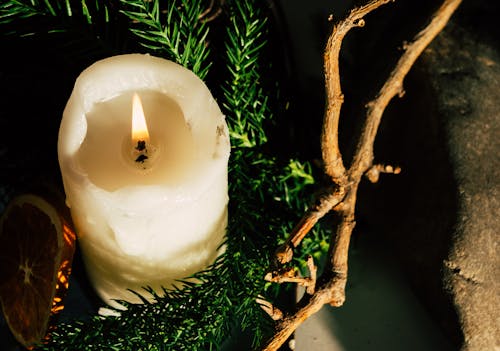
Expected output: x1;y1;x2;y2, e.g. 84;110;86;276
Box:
58;54;230;196
59;53;229;157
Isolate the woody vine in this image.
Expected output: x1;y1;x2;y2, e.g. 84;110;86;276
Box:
261;0;462;349
0;0;462;350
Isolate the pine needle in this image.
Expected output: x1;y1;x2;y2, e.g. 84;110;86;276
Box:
120;0;211;80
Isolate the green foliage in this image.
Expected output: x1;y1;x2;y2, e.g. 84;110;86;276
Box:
2;0;326;349
120;0;211;80
223;0;270;148
0;0;111;34
0;0;119;67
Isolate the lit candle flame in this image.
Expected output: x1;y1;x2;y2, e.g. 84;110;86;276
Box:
132;93;149;145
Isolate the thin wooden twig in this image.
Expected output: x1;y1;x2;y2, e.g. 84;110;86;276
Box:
305;255;317;295
349;0;464;180
261;0;462;349
265;255;318;295
199;0;224;22
262;275;348;351
274;186;345;265
257;296;284;321
365;163;401;183
322;0;393;184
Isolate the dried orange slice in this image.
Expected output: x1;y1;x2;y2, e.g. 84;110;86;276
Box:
0;193;76;348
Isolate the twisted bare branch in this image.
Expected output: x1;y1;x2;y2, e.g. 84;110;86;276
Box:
322;0;394;184
261;0;462;349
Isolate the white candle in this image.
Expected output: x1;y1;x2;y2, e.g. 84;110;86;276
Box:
58;54;230;308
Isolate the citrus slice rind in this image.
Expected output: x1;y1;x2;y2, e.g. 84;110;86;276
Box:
0;194;76;348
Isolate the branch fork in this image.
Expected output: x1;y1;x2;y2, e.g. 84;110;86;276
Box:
257;296;283;321
261;0;463;349
265;256;317;295
274;186;345;265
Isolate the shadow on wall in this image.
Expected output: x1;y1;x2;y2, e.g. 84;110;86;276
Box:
357;64;462;346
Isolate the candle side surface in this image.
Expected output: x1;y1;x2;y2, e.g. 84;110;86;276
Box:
58;54;230;306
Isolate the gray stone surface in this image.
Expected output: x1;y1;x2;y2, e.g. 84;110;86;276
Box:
422;24;500;351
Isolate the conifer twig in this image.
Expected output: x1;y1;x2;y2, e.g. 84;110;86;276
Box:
262;0;462;349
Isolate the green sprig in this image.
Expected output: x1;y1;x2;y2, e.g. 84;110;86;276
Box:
120;0;211;80
223;0;270;148
0;0;111;34
0;0;119;68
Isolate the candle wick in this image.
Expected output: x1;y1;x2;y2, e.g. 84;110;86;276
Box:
134;140;149;164
135;154;149;163
135;140;147;152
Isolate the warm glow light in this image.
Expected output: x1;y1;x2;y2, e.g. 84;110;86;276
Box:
132;93;150;144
